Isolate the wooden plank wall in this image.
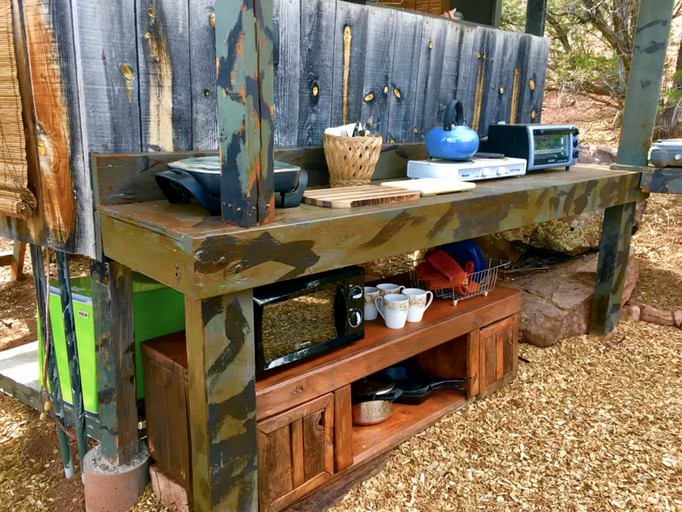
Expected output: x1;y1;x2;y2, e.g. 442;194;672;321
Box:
0;0;548;257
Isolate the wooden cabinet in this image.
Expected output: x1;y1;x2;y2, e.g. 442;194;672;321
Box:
257;394;335;512
142;288;521;510
479;314;519;398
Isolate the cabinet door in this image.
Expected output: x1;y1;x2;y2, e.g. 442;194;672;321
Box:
479;314;519;399
257;393;334;512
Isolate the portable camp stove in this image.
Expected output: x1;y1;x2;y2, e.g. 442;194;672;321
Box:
407;155;527;182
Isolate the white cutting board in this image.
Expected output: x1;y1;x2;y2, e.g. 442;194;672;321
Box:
381;178;476;196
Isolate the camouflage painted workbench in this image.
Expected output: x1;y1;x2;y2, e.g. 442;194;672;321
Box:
96;163;645;511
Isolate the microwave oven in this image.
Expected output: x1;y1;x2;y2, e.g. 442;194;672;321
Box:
481;124;580;170
253;266;365;373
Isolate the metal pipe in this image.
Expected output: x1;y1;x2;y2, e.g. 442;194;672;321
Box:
55;251;88;478
30;244;74;479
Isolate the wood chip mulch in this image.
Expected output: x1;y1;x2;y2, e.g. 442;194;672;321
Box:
1;197;681;512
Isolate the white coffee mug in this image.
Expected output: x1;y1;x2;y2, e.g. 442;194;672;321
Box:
377;283;405;296
375;293;409;329
402;288;434;323
364;286;380;321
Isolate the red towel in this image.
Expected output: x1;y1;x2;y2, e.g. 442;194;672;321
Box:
425;250;462;281
417;254;481;295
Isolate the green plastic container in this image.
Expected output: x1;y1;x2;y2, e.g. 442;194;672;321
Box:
38;273;185;413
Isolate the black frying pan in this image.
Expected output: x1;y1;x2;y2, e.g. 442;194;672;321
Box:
382;366;467;405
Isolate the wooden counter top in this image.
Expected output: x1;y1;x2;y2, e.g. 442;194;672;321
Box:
98;164;645;298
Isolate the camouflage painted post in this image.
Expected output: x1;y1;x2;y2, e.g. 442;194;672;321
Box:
91;260;138;464
590;202;636;334
214;0;275;227
185;291;257;512
56;251;88;475
616;0;674;166
30;244;74;479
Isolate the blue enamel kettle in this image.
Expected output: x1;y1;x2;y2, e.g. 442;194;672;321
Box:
425;100;479;160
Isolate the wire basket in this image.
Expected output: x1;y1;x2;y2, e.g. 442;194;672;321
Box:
410;258;510;306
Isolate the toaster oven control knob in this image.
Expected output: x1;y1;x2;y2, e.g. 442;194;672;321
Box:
349;286;363;300
349;309;362;328
573;137;579;147
573;150;580;159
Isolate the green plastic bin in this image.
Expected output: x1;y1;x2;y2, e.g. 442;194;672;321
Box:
38;273;185;413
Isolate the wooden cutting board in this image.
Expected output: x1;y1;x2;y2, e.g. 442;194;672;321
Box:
380;178;476;196
303;185;420;208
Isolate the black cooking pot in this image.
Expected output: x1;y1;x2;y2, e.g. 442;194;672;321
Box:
382;366;466;405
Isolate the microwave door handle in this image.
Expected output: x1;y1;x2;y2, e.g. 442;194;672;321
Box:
334;284;349;335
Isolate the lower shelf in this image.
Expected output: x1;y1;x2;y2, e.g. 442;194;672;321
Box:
352;389;469;467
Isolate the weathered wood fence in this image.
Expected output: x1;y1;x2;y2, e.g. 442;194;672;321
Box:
0;0;548;257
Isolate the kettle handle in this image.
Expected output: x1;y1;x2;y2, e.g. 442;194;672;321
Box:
443;99;466;131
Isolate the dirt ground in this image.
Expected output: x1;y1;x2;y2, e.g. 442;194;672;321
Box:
0;92;681;511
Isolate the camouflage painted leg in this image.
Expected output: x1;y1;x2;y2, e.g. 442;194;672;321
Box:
185;290;258;512
589;202;636;334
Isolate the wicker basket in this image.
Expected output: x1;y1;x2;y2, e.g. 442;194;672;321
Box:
323;133;383;187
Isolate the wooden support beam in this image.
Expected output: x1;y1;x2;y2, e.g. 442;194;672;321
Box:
92;260;138;464
185;291;258;511
10;241;26;281
525;0;547;37
590;202;636;335
616;0;674;166
214;0;275;226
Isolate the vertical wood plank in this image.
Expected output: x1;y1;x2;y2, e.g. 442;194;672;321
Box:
189;0;219;151
413;17;449;141
495;330;504;380
71;0;142;152
92;260;138;464
137;0;192;151
186;291;258;512
589;202;636;334
358;6;396;139
302;410;325;480
10;241;25;281
330;1;368;129
297;0;336;146
323;396;334;475
478;29;520;135
333;385;353;472
290;418;305;488
215;0;274;226
515;33;549;124
273;0;300;147
253;0;276;223
387;12;422;144
467;329;479;399
452;24;482;132
22;0;94;256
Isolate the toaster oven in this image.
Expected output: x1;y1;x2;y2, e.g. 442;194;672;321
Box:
481;123;580;170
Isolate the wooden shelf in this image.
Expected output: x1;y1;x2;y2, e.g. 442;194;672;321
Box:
351;390;469;467
255;287;520;421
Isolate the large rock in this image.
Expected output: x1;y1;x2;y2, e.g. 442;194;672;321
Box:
503;247;638;347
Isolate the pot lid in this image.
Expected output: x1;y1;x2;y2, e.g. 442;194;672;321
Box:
351;372;395;398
